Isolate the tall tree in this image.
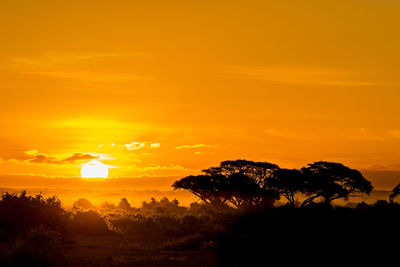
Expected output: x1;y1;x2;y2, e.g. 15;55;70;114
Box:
173;160;280;208
172;174;229;204
389;183;400;202
266;168;304;207
300;161;373;206
224;173;279;208
202;160;279;188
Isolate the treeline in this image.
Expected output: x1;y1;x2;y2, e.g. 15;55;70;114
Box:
173;160;375;207
0;191;231;266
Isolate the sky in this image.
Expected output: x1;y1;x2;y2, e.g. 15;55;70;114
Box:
1;0;400;190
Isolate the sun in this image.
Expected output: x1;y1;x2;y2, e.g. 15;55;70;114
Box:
81;160;109;178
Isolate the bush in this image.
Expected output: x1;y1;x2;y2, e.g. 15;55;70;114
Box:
70;210;112;235
9;225;67;267
0;191;67;238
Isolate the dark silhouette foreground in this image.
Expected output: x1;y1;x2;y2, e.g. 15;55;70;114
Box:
0;159;399;266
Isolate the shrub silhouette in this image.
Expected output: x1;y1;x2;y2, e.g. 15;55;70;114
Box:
72;198;94;210
0;191;66;237
70;210;111;235
10;225;67;267
117;197;131;211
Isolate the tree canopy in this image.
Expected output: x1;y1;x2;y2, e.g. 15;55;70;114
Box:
300;161;373;206
390;183;400;202
173;160;373;208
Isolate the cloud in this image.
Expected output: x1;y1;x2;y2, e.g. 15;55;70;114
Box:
24;150;40;156
175;144;213;150
223;66;382;87
12;51;124;67
106;141;161;151
264;128;314;140
341;128;384;142
8;51;150;82
389;130;400;139
20;150;99;165
62;153;99;163
265;128;298;139
150;143;161;148
24;71;149;82
139;164;198;173
125;142;146;150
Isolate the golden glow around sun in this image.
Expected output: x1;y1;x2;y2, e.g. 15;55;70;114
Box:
81;160;109;178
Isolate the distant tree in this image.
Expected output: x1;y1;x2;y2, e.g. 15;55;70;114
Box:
73;198;94;210
266;168;304;207
118;198;131;210
98;201;116;211
389;183;400;202
300;161;373;206
140;197;187;217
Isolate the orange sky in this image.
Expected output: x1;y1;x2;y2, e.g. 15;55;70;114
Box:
1;0;400;190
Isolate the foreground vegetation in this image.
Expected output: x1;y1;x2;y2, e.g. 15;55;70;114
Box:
1;160;400;266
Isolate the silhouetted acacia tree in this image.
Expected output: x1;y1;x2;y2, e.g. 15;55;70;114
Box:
173;160;280;208
389;183;400;202
203;160;279;188
172;174;229;204
224;173;279;208
300;161;373;206
266;168;304;207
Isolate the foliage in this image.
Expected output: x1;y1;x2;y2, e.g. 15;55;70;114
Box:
117;198;131;211
0;191;67;237
174;160;374;208
173;160;281;208
70;210;111;235
300;161;373;206
389;183;400;202
9;225;67;267
72;198;94;210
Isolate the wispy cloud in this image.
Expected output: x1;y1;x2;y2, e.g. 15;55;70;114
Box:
389;130;400;139
124;142;146;151
341;128;385;142
23;71;149;82
139;164;198;173
264;128;314;140
12;51;125;67
175;144;213;150
103;141;161;151
149;143;161;148
7;51;150;82
17;150;99;165
223;66;387;87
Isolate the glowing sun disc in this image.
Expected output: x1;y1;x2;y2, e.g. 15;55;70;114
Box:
81;160;109;178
